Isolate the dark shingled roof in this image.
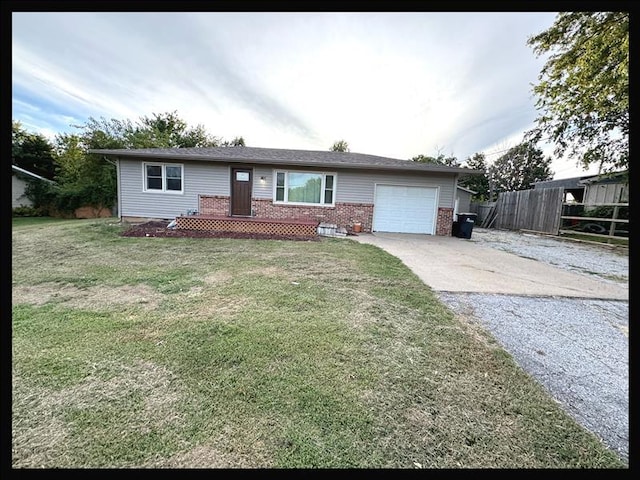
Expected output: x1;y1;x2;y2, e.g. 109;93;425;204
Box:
531;170;628;189
530;176;595;190
578;170;628;185
89;146;482;175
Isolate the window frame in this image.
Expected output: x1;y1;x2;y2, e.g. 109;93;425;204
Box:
272;169;337;207
142;162;184;194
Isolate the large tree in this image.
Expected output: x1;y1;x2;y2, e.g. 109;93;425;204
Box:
488;142;553;194
527;12;628;173
29;111;243;213
330;140;350;152
50;133;116;212
411;153;459;167
12;120;56;180
78;111;223;150
459;153;490;200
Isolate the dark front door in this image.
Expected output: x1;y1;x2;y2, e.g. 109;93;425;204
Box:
231;168;252;216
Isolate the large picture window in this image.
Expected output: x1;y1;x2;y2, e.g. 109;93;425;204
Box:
274;170;335;206
143;163;183;193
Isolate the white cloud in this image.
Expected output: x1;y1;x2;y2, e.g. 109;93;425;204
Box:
11;11;602;178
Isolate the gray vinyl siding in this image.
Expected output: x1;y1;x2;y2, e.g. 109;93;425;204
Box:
118;159;229;219
336;170;455;208
118;159;457;219
456;189;473;213
12;175;33;208
253;166;273;199
256;166;455;208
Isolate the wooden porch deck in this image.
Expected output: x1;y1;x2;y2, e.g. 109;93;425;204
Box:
175;214;319;237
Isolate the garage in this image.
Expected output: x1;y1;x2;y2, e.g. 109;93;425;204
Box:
373;184;438;234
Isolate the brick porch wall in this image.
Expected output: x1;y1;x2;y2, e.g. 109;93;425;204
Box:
199;195;374;232
436;207;454;236
253;199;374;232
199;195;230;216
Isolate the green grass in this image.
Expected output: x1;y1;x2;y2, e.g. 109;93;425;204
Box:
11;218;627;468
12;216;84;228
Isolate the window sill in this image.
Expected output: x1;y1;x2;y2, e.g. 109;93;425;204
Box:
273;202;335;208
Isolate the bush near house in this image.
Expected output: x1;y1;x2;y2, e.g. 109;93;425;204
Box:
12;206;47;217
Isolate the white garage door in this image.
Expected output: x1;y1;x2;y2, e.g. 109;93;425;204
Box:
373;184;437;234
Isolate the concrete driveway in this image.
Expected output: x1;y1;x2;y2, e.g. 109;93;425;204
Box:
351;232;628;300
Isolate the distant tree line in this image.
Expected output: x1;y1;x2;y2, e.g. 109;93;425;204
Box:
410;141;554;202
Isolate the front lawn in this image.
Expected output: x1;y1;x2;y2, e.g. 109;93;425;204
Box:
11;219;627;468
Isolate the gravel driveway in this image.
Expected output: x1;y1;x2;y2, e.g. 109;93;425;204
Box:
468;228;628;286
439;228;629;462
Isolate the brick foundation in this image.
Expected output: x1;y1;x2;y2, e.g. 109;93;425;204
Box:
253;199;374;232
436;207;454;236
199;195;374;232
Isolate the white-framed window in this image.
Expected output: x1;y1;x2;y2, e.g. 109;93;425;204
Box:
273;170;336;206
143;162;184;193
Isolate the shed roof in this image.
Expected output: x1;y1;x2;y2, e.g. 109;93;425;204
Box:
456;185;477;194
11;164;56;183
89;146;482;175
578;170;628;185
530;175;596;190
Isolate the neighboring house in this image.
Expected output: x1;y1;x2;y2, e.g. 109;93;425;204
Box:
454;186;477;218
579;171;628;205
12;164;55;209
90;146;481;235
531;170;628;205
531;175;594;203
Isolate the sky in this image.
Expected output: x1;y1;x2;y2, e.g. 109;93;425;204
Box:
11;11;603;180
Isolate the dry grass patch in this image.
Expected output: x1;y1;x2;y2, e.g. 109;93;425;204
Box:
203;270;234;285
12;359;185;468
144;444;268;468
142;418;276;468
12;282;163;311
181;290;256;319
245;266;291;278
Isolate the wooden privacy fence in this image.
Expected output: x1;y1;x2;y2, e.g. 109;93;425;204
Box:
491;187;564;234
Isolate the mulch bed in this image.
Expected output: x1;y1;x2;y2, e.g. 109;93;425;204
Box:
120;221;320;241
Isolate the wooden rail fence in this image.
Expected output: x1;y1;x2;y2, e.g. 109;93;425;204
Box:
559;202;629;242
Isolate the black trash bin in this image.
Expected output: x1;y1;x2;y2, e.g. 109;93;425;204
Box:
452;221;460;237
455;213;477;239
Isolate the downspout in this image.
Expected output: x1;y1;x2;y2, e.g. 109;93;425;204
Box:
115;157;122;221
100;155;120;219
453;173;459;219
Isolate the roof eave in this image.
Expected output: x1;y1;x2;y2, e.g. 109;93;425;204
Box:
11;164;56;183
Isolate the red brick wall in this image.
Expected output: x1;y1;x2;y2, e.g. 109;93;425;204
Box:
199;195;374;232
199;195;230;216
254;199;374;232
436;207;454;236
